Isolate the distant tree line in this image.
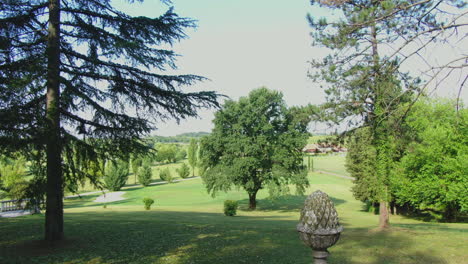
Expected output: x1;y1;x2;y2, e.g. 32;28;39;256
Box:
148;132;210;143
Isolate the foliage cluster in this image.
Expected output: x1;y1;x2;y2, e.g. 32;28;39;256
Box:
142;197;154;210
176;163;190;179
200;88;311;209
392;100;467;220
104;161;129;192
154;144;186;164
137;165;153;187
159;168;173;183
0;156;28;200
223;200;238;216
149;132;209;143
347;99;467;220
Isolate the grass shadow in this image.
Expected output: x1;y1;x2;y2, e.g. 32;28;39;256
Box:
331;227;448;264
392;223;468;234
63;193;138;209
0;210;458;264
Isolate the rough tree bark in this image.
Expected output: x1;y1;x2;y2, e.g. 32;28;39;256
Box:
248;192;258;210
370;19;391;229
379;201;390;229
45;0;64;242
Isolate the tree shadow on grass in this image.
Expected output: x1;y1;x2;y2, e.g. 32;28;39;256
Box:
237;194;346;213
392;223;468;234
0;211;454;264
63;194;137;209
330;227;448;264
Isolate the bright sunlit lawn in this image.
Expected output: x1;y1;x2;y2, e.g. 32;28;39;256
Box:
307;154;350;176
1;156;467;264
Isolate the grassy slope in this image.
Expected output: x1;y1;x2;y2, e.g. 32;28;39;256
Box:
305;154;349;176
1;156;467;264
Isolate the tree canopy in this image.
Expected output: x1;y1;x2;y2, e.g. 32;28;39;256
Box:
0;0;219;241
199;88;310;210
392;99;467;220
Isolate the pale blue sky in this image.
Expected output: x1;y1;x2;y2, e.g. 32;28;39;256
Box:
114;0;332;136
114;0;467;136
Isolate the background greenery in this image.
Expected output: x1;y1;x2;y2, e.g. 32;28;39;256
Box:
1;155;466;264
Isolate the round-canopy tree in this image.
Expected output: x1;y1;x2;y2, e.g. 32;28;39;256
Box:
199;88;310;210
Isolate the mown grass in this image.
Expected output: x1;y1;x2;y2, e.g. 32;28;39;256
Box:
304;154;349;176
1;156;467;264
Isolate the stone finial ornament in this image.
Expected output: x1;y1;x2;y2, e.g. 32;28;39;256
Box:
297;190;343;264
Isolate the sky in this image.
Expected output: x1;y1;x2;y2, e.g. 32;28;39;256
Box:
116;0;467;136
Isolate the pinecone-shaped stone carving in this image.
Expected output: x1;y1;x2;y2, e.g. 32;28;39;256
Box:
297;190;343;235
297;190;343;263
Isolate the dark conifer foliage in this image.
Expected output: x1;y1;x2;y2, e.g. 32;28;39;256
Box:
0;0;219;241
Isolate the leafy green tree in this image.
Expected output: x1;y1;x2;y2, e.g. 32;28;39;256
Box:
137;165;153;187
131;156;143;184
0;0;219;241
175;147;187;162
104;160;129;192
307;0;465;228
159;167;173;183
0;156;28;199
199;88;310;210
176;163;190;179
187;138;198;177
155;144;178;163
392;99;467;221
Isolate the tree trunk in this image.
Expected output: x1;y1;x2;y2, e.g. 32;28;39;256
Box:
248;192;257;210
379;201;389;229
443;203;457;222
45;0;63;242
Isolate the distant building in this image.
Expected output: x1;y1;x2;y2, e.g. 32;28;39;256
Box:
303;143;347;154
303;144;318;153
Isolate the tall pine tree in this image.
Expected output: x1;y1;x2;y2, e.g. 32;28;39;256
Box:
0;0;219;241
308;0;465;228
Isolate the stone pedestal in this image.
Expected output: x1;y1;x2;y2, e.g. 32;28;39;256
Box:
312;250;329;264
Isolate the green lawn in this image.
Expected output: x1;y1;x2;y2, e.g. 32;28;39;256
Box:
304;154;349;176
1;156;467;263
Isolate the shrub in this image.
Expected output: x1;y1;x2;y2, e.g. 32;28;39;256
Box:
137;165;153;186
159;168;173;183
104;160;129;191
176;163;190;179
224;200;238;216
143;197;154;210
